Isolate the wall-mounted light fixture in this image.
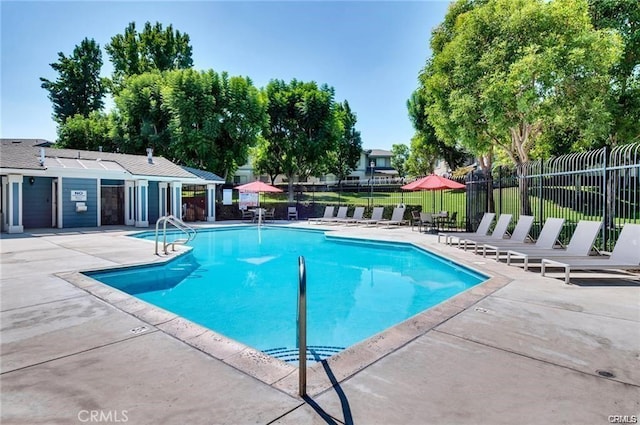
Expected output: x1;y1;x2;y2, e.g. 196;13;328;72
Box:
29;176;35;185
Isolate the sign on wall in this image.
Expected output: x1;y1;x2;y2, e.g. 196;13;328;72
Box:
239;192;258;210
223;189;233;206
70;190;87;201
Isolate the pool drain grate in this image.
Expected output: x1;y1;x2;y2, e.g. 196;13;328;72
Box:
129;326;149;335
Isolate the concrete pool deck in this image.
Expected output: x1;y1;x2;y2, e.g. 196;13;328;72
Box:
1;222;638;424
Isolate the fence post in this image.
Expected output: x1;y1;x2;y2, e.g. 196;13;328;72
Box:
538;161;544;229
497;166;502;215
602;146;609;250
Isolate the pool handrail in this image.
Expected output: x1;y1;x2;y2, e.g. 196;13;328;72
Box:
155;215;197;255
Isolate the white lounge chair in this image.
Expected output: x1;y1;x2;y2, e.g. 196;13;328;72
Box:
322;206;348;223
377;206;407;227
479;215;535;257
309;206;335;223
541;223;640;284
438;212;495;245
357;207;384;226
506;220;602;270
458;214;513;252
482;217;565;261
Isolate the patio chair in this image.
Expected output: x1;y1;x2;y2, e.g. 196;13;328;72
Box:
376;206;407;227
457;214;513;252
479;215;535;258
322;206;349;223
541;223;640;284
263;208;275;222
287;206;298;220
241;209;254;222
482;217;565;262
506;220;602;270
420;212;435;233
411;210;422;232
356;207;384;226
444;211;458;231
438;212;495;245
309;206;335;223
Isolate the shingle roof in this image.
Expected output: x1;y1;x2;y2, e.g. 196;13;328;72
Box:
368;149;392;157
181;166;225;183
0;139;219;182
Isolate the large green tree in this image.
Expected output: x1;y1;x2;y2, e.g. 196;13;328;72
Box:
390;144;410;179
40;38;107;124
106;22;193;91
587;0;640;146
420;0;623;214
325;101;362;186
406;89;468;177
113;72;172;157
163;69;265;180
259;79;339;201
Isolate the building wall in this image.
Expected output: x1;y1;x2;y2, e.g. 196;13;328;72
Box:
22;176;53;228
62;177;97;228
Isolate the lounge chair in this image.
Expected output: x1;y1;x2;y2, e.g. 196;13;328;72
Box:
323;206;349;223
482;217;565;261
357;207;384;226
309;206;335;223
438;212;495;245
377;206;407;227
479;215;535;257
458;214;513;252
541;223;640;284
506;220;602;270
340;207;365;225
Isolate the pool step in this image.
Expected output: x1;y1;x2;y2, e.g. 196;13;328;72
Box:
263;346;344;363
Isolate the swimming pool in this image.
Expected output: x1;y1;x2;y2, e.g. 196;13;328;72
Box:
86;226;486;362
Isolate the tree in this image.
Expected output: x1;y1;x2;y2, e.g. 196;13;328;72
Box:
406;89;468;177
56;111;116;151
326;101;362;186
106;22;193;90
419;0;623;214
252;137;282;184
260;79;339;201
587;0;640;147
163;69;265;180
113;72;172;157
390;144;410;179
40;38;106;124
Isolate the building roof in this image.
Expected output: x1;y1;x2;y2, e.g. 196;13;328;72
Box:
181;166;225;183
0;139;221;183
367;149;392;157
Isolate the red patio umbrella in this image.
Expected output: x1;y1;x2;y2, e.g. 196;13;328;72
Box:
236;180;282;208
401;174;465;212
401;174;465;191
236;180;283;193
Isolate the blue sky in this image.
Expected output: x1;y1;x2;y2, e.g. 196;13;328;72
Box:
1;1;451;151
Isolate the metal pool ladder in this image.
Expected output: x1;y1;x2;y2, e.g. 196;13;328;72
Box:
297;256;307;397
155;215;197;255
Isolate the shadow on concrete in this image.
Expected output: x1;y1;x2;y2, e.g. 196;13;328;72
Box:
302;350;353;425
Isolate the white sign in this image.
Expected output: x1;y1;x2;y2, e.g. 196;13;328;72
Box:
70;190;87;201
223;189;233;206
239;192;258;210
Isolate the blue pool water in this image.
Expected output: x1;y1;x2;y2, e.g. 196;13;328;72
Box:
86;226;486;361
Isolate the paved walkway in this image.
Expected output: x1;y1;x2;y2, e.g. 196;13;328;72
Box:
1;223;638;424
